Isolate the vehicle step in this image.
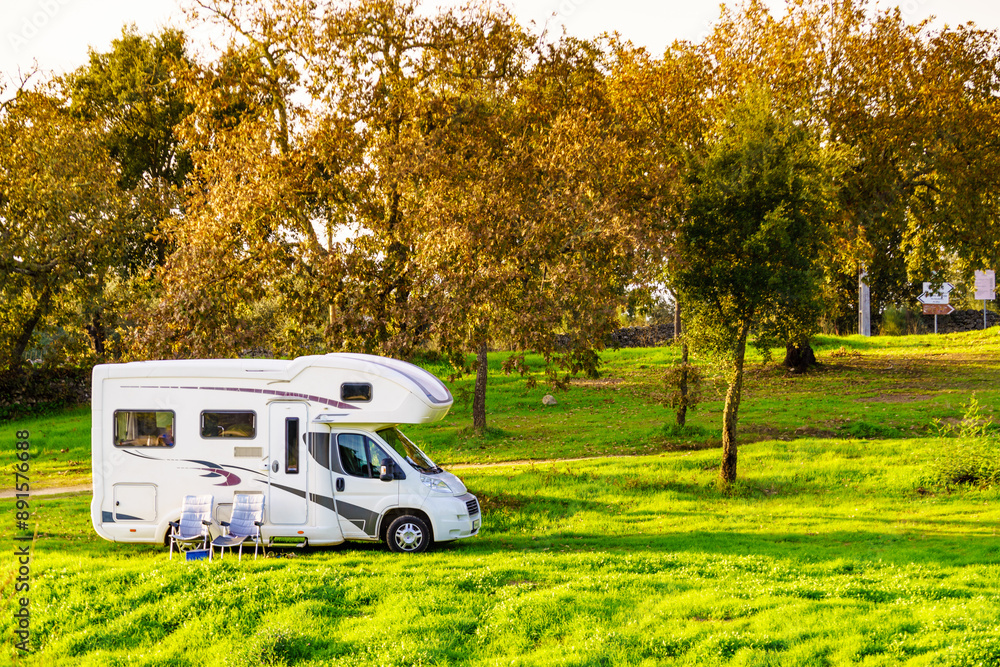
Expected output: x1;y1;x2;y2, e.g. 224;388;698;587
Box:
269;536;309;548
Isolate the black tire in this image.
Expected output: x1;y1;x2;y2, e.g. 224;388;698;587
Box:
385;514;431;553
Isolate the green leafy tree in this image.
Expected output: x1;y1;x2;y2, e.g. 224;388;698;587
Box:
674;87;837;485
701;0;1000;331
62;27;194;359
66;27;193;193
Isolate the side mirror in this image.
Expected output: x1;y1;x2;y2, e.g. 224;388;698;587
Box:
380;457;395;482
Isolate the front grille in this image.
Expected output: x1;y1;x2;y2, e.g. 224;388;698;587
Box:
466;497;480;516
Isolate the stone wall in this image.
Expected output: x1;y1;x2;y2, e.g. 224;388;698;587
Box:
609;323;676;348
0;368;91;422
607;311;998;347
919;308;1000;334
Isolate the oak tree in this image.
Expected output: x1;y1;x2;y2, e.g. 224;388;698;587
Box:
674;87;837;485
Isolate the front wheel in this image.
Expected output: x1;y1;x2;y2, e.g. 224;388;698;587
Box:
386;515;431;553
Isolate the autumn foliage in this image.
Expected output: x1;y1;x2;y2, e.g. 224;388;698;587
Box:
2;0;1000;445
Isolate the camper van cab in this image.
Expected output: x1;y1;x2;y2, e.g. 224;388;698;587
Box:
91;353;480;553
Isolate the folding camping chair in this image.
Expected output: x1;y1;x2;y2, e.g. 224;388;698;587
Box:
168;494;214;559
210;493;265;561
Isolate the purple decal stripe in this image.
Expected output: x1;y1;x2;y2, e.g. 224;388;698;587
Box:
187;466;242;486
124;451;245;487
197;386;360;409
123;385;360;409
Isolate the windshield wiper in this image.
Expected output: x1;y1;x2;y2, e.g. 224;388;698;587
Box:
406;456;442;474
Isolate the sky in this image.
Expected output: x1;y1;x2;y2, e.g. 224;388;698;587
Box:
2;0;1000;83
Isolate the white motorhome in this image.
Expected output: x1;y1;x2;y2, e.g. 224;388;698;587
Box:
91;353;480;553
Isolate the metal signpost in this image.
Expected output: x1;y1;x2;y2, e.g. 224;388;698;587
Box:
974;270;996;329
859;269;871;337
919;282;954;334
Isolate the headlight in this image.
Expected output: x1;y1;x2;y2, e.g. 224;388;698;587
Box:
421;475;454;494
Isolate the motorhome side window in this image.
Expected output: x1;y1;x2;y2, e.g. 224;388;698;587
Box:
337;434;391;479
286;418;300;474
201;411;256;438
341;383;372;402
114;411;175;447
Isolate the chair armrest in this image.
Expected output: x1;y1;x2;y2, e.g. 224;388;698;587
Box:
168;520;179;530
254;521;263;527
202;519;213;526
220;521;231;528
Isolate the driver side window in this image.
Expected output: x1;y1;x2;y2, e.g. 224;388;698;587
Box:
337;434;392;479
369;442;392;476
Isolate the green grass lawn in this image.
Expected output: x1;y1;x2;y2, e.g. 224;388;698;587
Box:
2;330;1000;664
409;329;1000;465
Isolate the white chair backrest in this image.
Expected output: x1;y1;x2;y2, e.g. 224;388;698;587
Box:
228;494;264;538
178;494;213;537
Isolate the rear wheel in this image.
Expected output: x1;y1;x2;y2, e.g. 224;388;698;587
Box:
386;515;431;553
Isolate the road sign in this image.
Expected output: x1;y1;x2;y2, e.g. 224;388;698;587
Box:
975;270;996;301
922;304;955;316
919;282;954;305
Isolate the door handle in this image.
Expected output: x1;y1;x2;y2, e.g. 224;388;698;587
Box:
272;461;279;473
336;478;345;492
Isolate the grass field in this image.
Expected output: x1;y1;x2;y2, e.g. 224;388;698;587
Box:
2;330;1000;665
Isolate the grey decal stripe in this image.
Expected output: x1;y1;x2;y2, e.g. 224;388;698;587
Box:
309;492;336;512
308;433;331;469
282;487;376;538
307;433;345;475
268;481;307;499
334;499;380;537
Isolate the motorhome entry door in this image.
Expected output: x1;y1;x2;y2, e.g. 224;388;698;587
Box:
268;402;309;524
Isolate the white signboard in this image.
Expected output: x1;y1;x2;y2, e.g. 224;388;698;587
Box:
975;270;996;301
919;282;954;305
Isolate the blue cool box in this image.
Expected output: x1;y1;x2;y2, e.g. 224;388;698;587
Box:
186;549;209;561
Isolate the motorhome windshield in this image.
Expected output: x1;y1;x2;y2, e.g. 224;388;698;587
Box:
377;427;442;474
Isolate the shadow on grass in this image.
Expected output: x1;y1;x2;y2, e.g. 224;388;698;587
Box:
29;511;1000;575
450;526;1000;569
24;478;1000;573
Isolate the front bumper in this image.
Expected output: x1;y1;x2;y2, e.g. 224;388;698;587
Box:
430;493;481;542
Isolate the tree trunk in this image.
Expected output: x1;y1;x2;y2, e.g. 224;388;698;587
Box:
673;297;682;341
85;309;107;360
783;341;816;373
8;282;53;373
472;340;488;432
676;341;689;427
720;327;748;485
